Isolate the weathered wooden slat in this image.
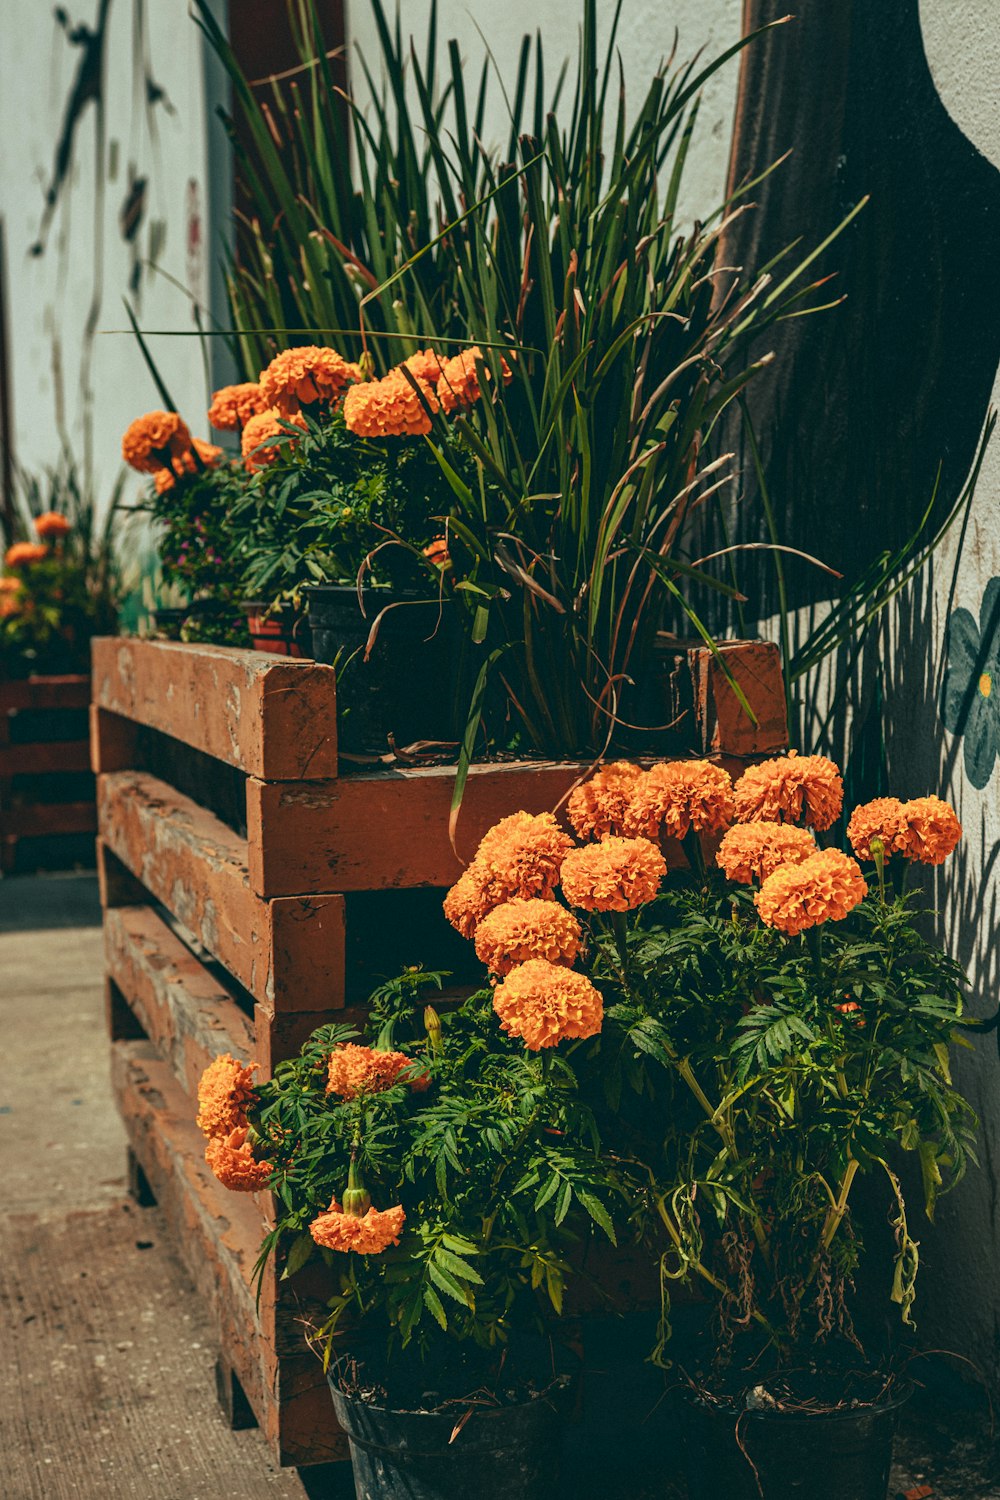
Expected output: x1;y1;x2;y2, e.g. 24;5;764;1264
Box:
91;637;339;779
0;800;96;837
104;905;256;1096
688;641;789;758
0;738;92;775
246;760;589;896
113;1041;349;1467
246;752;754;898
97;770;346;1010
0;674;90;711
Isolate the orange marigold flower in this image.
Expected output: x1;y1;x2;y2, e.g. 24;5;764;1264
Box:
560;836;666;912
436;345;513;413
122;410;192;474
241;408;307;472
309;1197;406;1254
476;811;575;899
170;437;224;478
207;381;266;431
444;813;574;938
153;467;175;495
259;346;361;416
474;897;582;976
403;349;445;384
343;368;439;438
326;1043;424;1098
846;797;909;860
492;958;603;1050
33;511;71;539
835;1000;866;1026
4;542;49;567
733;751;844;831
566;761;643;840
423;536;450;568
196;1053;259;1138
624;760;735;843
716;821;817;885
205;1126;271;1192
898;795;962;866
443;863;499;939
755;848;867;937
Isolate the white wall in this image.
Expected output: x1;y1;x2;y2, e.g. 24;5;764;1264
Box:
346;0;742;228
0;0;226;512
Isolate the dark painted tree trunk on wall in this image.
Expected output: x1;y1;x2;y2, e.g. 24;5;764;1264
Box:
719;0;1000;612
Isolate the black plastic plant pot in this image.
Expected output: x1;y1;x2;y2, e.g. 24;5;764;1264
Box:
328;1381;564;1500
680;1382;912;1500
304;583;459;756
151;606;190;640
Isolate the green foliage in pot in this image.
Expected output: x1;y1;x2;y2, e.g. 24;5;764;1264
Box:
439;754;980;1394
198;965;646;1402
197;0;861;767
1;453;121;674
231;408;463;601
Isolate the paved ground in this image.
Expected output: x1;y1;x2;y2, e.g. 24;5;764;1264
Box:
0;873;313;1500
2;872;998;1499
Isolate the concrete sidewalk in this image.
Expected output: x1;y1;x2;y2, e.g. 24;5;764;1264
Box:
0;873;313;1500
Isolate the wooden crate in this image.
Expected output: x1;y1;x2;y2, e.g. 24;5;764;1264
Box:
0;675;96;873
92;633;787;1466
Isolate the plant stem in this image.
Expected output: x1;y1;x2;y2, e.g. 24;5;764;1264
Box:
610;910;629;972
820;1158;859;1251
655;1197;776;1340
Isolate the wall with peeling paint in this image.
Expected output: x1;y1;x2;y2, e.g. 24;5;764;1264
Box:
0;1;230;510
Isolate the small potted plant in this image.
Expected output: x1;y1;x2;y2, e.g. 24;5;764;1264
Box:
1;458;120;676
120;408;246;644
198;950;638;1499
441;753;983;1500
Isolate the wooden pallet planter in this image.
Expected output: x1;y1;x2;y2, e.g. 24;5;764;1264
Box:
92;633;787;1467
0;674;96;872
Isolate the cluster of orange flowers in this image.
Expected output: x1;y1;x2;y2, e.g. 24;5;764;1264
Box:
343;343;513;440
121;410;223;492
846;794;962;866
309;1196;406;1255
0;514;75;613
196;1052;270;1192
445;753;965;1026
325;1042;429;1098
443;800;669;1046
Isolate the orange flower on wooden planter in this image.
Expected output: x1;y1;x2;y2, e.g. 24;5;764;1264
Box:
755;848;867;936
207;381;267;431
259;346;361;416
734;751;843;831
309;1197;406;1254
403;348;445;384
33;511;71;539
121;410;193;474
343;367;439;437
624;760;735;842
444;813;574;937
435;345;512;412
716;822;816;885
205;1126;271;1192
492;957;603;1049
897;795;962;865
4;542;48;567
846;798;908;860
196;1053;259;1138
241;408;307;472
566;761;643;840
326;1043;427;1098
560;836;666;912
474;897;582;975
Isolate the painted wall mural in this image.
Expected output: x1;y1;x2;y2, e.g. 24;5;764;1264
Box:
940;581;1000;791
